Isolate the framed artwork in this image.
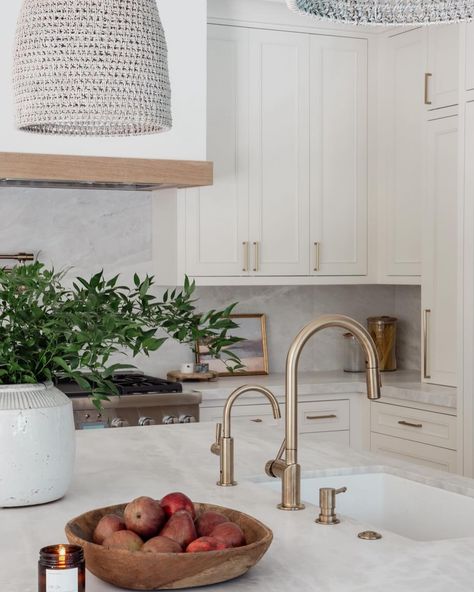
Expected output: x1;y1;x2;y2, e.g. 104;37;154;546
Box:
197;313;269;376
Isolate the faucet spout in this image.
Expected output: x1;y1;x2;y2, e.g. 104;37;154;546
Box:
268;314;381;511
212;385;281;487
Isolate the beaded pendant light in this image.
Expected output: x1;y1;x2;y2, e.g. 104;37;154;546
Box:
287;0;474;25
13;0;172;136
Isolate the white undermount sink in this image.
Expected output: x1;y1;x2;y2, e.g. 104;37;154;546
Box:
262;472;474;541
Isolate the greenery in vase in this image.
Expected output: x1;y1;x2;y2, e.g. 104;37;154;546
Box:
0;263;242;408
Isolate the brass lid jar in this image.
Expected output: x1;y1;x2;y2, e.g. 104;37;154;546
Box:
367;316;398;372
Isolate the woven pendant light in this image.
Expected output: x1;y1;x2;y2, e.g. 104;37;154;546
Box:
13;0;172;136
287;0;474;25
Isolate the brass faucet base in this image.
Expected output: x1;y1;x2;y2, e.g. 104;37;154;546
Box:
316;517;340;525
277;503;306;511
217;481;237;487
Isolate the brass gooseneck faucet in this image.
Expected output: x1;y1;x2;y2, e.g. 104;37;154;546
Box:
211;385;281;486
265;315;382;511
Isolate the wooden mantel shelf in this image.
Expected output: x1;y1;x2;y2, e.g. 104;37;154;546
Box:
0;152;213;191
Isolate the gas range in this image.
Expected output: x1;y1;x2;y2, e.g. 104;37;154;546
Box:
57;373;201;430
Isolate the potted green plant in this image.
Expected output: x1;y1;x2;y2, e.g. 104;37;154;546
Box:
0;263;241;507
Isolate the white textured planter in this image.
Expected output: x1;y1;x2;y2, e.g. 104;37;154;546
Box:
0;382;75;507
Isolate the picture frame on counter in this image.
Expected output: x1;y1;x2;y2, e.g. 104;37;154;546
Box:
197;313;269;376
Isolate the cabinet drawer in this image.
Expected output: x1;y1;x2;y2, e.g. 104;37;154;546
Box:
300;430;350;446
199;405;276;424
371;433;458;473
371;403;456;450
299;400;349;434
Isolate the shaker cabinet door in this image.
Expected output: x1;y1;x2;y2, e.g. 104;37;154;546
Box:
381;29;424;277
309;36;368;276
248;29;310;276
185;26;250;277
422;116;458;387
426;24;459;111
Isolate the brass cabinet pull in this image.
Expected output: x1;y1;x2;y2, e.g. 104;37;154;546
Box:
250;418;263;423
398;420;423;429
253;241;259;272
423;309;431;379
307;414;337;420
424;73;432;105
242;242;249;272
313;242;321;272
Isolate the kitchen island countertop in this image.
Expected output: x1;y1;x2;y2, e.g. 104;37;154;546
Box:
2;420;474;592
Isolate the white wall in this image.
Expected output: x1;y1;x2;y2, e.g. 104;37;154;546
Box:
0;0;207;161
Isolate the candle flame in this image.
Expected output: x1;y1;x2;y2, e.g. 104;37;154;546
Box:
58;545;66;567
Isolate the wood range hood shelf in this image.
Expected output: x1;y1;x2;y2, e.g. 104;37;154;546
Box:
0;152;213;191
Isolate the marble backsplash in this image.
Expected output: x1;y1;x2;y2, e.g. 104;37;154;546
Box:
0;188;421;375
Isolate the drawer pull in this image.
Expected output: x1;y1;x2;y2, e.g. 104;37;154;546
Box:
250;418;263;423
398;420;423;429
307;414;337;421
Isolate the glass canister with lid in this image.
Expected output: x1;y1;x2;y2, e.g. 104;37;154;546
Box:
367;316;398;372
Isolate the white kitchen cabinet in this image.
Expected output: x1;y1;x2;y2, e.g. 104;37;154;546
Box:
200;398;350;443
422;115;458;387
371;401;458;473
248;30;310;276
371;433;458;473
466;22;474;92
309;36;368;276
380;29;425;278
426;25;459;110
184;25;368;280
185;26;250;276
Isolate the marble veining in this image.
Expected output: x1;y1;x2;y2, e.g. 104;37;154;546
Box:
1;421;473;591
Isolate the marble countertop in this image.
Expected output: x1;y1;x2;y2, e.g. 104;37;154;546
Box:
189;370;457;410
2;421;474;592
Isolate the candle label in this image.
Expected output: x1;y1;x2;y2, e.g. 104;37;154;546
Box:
46;568;78;592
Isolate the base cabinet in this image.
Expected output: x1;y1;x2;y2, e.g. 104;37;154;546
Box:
371;401;457;473
371;433;458;473
200;398;351;443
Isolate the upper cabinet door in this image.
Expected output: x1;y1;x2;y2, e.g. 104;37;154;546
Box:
422;116;458;387
382;29;425;277
426;25;459;110
465;22;474;92
248;29;310;276
309;36;368;276
185;25;250;277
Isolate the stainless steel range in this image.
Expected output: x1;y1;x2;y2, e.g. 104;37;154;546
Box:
58;373;201;430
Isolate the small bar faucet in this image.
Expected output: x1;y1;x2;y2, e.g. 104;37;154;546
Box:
211;385;281;486
265;314;381;511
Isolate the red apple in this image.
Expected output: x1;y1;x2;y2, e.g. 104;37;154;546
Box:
186;536;227;553
103;530;143;551
93;514;126;544
124;496;166;538
142;536;182;554
160;492;196;519
196;511;228;537
160;510;197;548
211;522;246;548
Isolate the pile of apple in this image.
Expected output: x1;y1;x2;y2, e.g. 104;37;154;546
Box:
93;492;246;554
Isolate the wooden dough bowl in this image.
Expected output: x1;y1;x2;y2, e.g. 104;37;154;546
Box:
65;502;273;590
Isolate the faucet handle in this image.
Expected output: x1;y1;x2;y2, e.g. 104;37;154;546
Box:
210;422;222;456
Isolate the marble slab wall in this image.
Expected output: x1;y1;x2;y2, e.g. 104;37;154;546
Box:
0;188;421;375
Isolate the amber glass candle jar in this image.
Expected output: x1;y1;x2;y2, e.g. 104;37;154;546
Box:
38;545;85;592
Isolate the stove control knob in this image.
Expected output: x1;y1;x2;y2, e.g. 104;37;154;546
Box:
111;417;129;428
162;415;178;425
139;416;156;427
179;415;197;424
